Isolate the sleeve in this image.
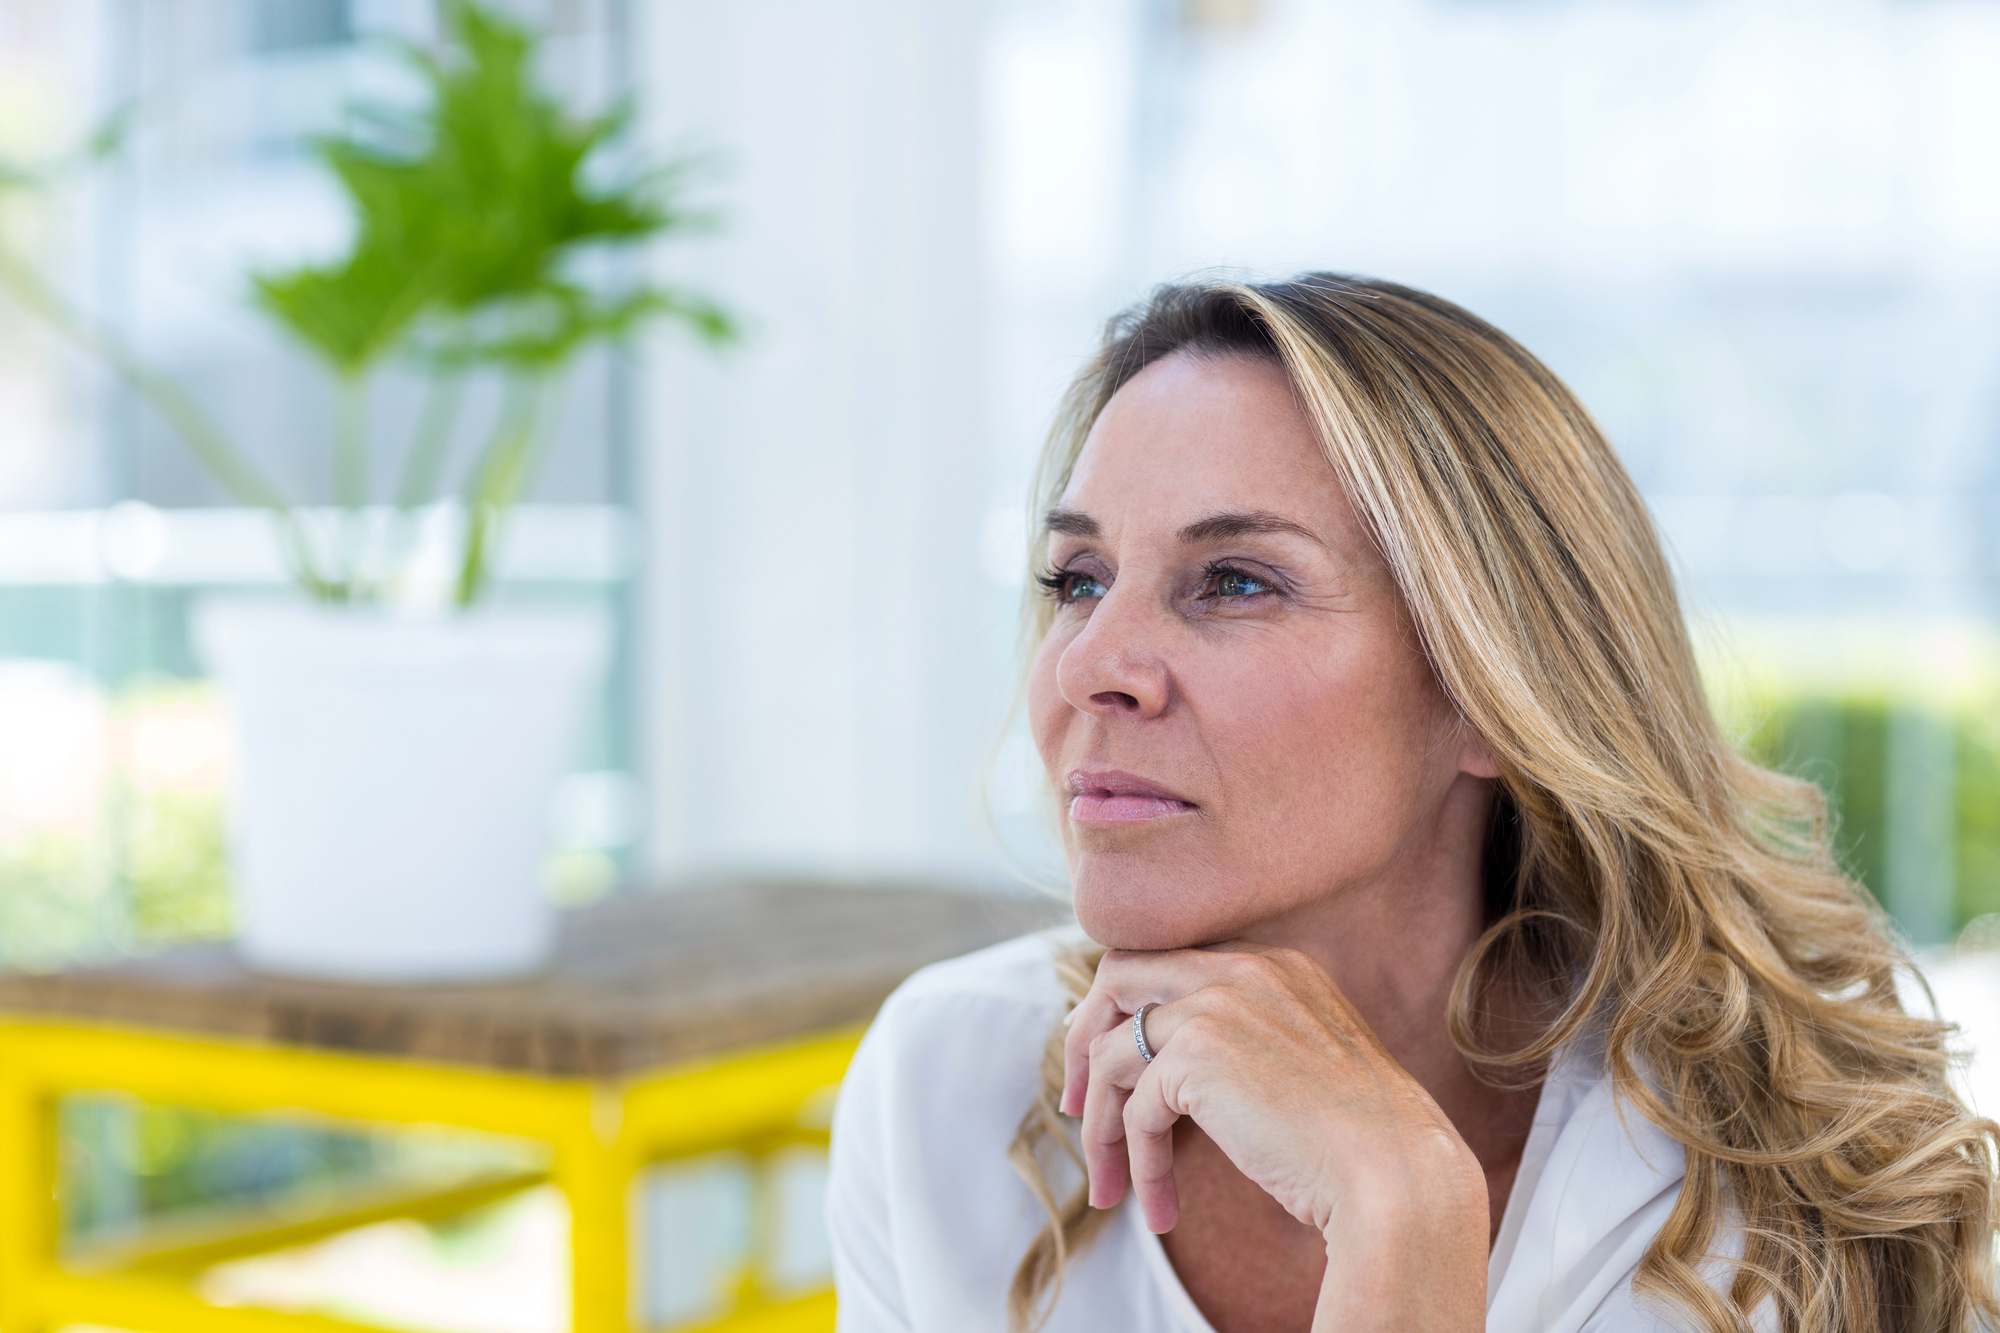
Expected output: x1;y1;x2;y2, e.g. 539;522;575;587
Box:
823;939;1072;1333
828;1000;916;1333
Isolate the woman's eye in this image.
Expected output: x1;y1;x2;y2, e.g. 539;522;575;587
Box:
1212;568;1272;598
1062;572;1108;602
1038;568;1107;603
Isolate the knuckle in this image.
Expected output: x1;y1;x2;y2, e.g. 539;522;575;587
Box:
1196;990;1246;1028
1217;949;1257;975
1251;949;1296;982
1266;945;1313;974
1172;1013;1213;1051
1095;951;1135;983
1225;950;1279;986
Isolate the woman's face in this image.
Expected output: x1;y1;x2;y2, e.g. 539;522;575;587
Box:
1028;351;1496;950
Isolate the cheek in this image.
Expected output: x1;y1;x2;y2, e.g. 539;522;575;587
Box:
1025;634;1075;805
1183;634;1461;898
1227;643;1451;824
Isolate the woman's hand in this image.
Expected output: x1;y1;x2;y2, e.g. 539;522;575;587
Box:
1061;943;1490;1332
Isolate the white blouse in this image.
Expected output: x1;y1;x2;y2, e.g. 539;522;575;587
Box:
828;929;1721;1333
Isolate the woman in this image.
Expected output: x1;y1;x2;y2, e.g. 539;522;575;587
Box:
826;275;1999;1332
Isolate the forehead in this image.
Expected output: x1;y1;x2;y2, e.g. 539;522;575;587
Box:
1059;351;1344;533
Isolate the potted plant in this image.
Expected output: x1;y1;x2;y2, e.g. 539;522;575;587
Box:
0;1;732;979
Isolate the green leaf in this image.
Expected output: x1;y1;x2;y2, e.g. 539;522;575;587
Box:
250;243;437;375
254;0;728;382
232;0;737;603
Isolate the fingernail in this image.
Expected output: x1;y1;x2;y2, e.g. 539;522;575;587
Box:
1063;1008;1077;1027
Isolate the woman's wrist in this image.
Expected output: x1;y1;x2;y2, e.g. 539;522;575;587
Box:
1305;1117;1485;1235
1309;1130;1489;1332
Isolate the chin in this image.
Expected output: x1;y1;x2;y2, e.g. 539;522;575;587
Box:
1069;855;1255;951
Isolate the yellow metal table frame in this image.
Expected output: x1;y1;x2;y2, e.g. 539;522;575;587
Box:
0;1016;861;1333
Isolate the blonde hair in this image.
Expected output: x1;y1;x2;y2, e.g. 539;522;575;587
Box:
1004;275;1999;1333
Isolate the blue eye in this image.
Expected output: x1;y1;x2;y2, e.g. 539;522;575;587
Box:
1063;573;1108;601
1213;568;1271;597
1036;568;1107;603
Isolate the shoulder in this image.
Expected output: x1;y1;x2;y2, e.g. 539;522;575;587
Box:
828;927;1089;1330
835;925;1080;1144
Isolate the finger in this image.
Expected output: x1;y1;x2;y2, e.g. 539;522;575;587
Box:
1125;1061;1183;1233
1080;1022;1147;1208
1064;948;1227;1121
1107;945;1362;1045
1072;988;1204;1123
1061;988;1127;1117
1070;944;1332;1120
1090;946;1269;1021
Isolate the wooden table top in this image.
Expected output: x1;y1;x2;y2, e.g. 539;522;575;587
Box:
0;882;1071;1077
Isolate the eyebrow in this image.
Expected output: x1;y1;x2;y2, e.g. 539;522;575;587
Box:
1042;507;1100;537
1176;510;1326;548
1041;507;1325;548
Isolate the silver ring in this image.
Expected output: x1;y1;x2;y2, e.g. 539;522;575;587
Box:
1133;1002;1161;1063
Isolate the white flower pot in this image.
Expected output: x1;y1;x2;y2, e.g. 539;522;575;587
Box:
194;600;611;982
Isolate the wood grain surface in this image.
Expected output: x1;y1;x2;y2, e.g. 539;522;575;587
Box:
0;883;1072;1076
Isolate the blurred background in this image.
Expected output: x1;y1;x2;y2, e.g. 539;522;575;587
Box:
1;0;1998;1329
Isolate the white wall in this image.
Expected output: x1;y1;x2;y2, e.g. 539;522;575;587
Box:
633;0;1010;887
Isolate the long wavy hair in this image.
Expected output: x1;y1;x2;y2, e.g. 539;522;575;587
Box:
1003;275;1999;1333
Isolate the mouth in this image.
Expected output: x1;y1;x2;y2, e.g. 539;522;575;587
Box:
1066;768;1199;825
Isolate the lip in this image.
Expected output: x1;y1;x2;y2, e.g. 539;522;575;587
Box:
1066;768;1199;825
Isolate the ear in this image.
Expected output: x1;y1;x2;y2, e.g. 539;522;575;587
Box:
1457;724;1501;780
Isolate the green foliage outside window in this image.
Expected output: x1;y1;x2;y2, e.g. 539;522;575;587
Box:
125;787;232;946
59;1094;541;1251
60;1099;381;1245
1953;709;2000;926
1740;695;2000;940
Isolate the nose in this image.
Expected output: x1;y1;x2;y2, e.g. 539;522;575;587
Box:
1054;587;1171;720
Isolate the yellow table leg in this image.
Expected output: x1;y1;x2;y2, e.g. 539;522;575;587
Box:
0;1031;58;1333
561;1091;630;1333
